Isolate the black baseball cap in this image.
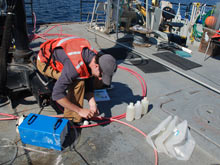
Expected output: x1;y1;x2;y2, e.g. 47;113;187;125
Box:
98;54;117;86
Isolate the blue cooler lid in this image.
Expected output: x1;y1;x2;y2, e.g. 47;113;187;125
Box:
19;113;68;134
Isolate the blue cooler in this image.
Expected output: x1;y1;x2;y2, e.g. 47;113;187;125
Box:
18;113;69;151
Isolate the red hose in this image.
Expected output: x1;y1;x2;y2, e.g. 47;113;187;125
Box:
118;65;147;97
110;118;158;165
0;113;18;120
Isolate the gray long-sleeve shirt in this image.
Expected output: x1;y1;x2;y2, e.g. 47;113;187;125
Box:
52;47;96;101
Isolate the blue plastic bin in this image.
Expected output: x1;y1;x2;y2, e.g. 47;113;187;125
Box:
18;113;68;151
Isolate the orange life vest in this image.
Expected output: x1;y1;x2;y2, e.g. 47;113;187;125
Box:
38;37;97;79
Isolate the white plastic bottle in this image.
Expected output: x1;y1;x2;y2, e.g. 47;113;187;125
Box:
126;102;135;121
83;120;89;125
141;97;149;114
135;101;142;120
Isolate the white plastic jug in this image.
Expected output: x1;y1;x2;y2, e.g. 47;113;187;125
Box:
141;97;149;114
126;102;135;121
134;101;142;120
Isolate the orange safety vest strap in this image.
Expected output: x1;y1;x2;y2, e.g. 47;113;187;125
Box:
42;40;57;72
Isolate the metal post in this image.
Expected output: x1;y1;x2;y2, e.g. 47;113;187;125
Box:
14;0;29;51
90;0;98;28
145;0;148;29
105;0;111;33
115;0;120;39
13;0;33;63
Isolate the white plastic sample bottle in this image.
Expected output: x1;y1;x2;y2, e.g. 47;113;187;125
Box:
135;101;142;120
141;97;149;114
126;102;135;121
83;120;89;125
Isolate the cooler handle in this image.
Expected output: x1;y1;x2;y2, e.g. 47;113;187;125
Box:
28;114;37;125
54;119;62;130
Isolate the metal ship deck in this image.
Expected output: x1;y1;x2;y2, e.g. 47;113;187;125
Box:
0;22;220;165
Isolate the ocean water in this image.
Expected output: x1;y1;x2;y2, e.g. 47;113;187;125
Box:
26;0;219;24
168;0;217;4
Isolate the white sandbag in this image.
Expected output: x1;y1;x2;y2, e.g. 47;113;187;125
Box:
146;115;172;149
154;116;179;156
164;120;196;160
146;115;196;161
